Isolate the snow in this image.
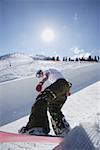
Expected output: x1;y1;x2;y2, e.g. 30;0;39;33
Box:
62;81;100;127
1;142;58;150
0;53;100;149
0;54;99;126
0;82;100;150
54;120;100;150
0;81;100;134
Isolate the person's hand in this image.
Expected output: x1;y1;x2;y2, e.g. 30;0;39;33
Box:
66;91;71;96
36;83;42;92
67;92;71;96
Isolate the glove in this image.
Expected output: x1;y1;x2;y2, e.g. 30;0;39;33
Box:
66;91;71;96
36;83;42;92
68;92;71;96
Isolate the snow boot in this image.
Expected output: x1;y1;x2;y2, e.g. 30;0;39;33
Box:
18;127;46;135
18;126;28;134
51;117;71;136
28;128;46;135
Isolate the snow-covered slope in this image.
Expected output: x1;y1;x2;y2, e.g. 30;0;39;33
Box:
0;82;100;150
0;54;100;150
0;53;52;82
54;119;100;150
0;53;99;83
0;81;100;134
0;53;33;82
0;59;99;126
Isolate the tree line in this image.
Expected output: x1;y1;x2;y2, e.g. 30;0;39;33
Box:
63;55;99;62
46;55;100;62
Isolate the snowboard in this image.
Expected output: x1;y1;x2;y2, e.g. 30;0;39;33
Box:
0;131;63;150
0;130;63;142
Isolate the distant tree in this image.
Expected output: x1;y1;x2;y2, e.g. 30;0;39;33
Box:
75;58;79;61
87;55;92;61
63;57;65;61
97;56;99;62
69;57;71;61
63;57;67;61
65;57;67;61
56;56;60;61
52;56;56;61
70;59;74;61
94;56;98;62
46;57;53;60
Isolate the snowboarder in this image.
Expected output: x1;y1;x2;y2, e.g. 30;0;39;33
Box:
19;69;72;136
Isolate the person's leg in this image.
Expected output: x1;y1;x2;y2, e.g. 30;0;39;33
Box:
48;96;70;135
26;97;50;134
19;92;50;134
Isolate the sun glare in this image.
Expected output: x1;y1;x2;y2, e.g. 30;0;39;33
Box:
41;28;55;42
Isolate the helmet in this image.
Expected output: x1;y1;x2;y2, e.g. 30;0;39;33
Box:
36;70;43;78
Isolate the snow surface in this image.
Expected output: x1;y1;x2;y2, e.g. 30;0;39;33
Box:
0;82;100;150
1;142;58;150
54;120;100;150
0;53;100;149
0;81;100;134
0;54;100;126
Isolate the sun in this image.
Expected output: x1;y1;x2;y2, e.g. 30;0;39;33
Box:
41;27;55;42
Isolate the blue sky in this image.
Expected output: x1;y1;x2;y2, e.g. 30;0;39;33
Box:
0;0;100;58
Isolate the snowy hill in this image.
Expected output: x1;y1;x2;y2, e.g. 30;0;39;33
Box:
0;53;33;67
0;53;54;82
33;54;52;60
0;54;100;126
0;53;51;70
0;53;99;83
0;53;100;149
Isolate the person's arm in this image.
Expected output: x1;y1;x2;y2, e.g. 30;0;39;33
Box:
39;72;49;85
36;72;50;92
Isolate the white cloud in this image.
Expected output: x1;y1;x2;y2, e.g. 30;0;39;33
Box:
71;47;82;54
79;52;91;59
71;47;92;59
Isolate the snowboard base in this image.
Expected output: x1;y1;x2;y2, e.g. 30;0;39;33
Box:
0;131;63;150
0;131;63;143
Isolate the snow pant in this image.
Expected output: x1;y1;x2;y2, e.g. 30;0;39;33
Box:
26;78;70;134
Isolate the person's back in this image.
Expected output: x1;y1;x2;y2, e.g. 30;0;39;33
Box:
45;69;64;83
19;68;72;136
